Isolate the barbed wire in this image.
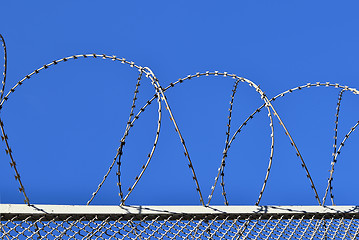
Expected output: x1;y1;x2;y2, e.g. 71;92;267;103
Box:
1;34;358;206
119;67;167;205
94;71;276;206
0;34;30;205
217;83;358;205
117;70;144;203
326;89;346;206
0;34;7;102
323;120;359;205
157;72;277;206
88;69;146;205
220;79;240;206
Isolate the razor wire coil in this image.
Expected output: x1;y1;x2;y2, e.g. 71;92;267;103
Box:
0;34;358;207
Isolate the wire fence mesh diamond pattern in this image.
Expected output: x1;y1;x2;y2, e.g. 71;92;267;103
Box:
2;205;359;239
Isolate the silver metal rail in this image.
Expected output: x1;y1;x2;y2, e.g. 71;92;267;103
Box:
1;204;359;221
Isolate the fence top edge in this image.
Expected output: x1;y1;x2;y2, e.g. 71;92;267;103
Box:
1;204;359;216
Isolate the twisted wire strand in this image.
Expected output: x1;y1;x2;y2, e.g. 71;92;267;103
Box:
117;70;144;203
332;90;346;161
87;69;145;205
220;79;240;205
0;118;30;205
126;71;144;130
117;70;143;203
0;54;146;107
206;79;240;206
324;89;346;206
323;120;359;206
255;107;274;206
0;34;7;102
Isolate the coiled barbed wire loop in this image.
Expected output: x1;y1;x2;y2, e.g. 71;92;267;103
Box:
0;52;165;205
1;33;359;206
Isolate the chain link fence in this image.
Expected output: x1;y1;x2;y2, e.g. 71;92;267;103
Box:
2;204;359;239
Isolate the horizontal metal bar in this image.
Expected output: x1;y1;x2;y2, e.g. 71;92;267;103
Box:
1;204;359;221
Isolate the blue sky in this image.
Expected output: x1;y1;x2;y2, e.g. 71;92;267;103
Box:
0;1;359;206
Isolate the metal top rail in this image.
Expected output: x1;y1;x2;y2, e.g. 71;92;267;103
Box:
1;204;359;221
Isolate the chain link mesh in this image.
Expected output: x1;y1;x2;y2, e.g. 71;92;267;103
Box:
2;212;359;239
2;205;359;239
